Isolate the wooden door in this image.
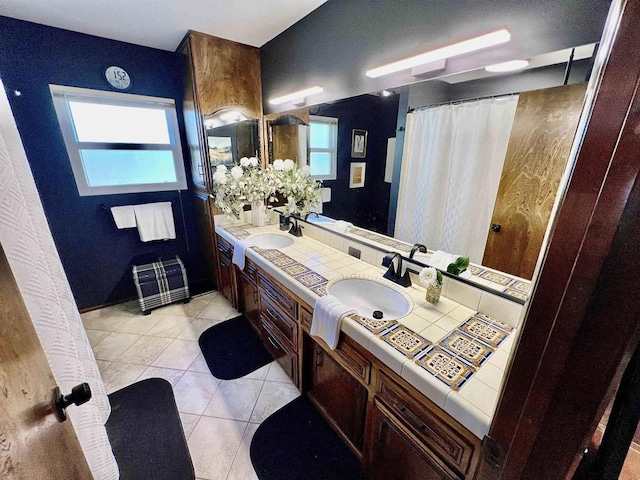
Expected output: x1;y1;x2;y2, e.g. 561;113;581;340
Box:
482;83;587;279
365;400;460;480
0;245;92;479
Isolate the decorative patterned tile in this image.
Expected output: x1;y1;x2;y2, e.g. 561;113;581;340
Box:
256;249;284;260
310;283;329;296
415;346;476;391
225;226;251;240
352;315;398;335
380;325;432;359
472;312;513;333
271;255;297;268
504;288;528;301
478;270;512;286
468;265;485;276
296;271;327;288
510;280;530;293
439;331;493;367
392;242;413;252
457;317;508;348
282;263;312;277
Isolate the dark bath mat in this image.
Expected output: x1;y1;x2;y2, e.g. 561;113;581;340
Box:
250;396;362;480
105;378;195;480
199;315;272;380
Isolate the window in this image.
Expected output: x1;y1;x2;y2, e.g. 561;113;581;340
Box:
309;115;338;180
50;85;187;196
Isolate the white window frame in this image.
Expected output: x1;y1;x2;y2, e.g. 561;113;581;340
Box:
309;115;338;181
50;85;187;196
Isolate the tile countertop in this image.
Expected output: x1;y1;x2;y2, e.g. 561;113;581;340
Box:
215;221;517;440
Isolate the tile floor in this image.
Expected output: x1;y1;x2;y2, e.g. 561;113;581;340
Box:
82;291;301;480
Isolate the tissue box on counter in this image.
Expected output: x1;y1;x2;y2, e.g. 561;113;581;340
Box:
132;257;190;314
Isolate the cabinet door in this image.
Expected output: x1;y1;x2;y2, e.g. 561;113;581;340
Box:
310;343;367;450
194;192;217;289
367;401;461;480
237;271;260;332
216;237;236;307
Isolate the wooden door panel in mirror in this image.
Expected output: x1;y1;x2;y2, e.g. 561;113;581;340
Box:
482;82;587;279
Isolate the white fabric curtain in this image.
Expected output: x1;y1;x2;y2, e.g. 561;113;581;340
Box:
0;79;119;479
395;96;519;263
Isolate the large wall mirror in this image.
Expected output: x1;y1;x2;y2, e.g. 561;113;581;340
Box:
270;43;599;302
204;108;260;170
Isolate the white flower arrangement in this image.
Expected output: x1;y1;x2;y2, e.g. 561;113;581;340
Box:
210;156;322;219
419;267;443;287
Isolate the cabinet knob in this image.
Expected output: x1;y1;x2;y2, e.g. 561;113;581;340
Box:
490;224;502;233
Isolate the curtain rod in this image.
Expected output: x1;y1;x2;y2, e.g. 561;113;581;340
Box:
407;91;516;113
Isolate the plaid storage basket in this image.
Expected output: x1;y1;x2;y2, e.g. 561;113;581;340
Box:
132;257;190;313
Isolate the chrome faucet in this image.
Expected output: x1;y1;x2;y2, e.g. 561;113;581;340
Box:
382;252;412;287
286;215;303;237
409;243;427;259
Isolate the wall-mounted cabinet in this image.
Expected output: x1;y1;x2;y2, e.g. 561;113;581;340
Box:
177;31;262;289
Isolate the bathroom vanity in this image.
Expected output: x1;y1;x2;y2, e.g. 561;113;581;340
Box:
214;220;521;479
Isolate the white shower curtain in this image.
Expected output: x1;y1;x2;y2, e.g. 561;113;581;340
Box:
395;96;519;263
0;79;119;478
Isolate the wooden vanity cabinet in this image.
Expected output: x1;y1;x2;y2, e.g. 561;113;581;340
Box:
308;341;368;452
366;400;461;480
215;235;236;308
236;259;260;332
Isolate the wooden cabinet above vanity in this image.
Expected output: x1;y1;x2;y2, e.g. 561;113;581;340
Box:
177;31;262;290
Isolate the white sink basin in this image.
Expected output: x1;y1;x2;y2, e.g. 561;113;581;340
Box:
327;276;413;320
249;233;295;249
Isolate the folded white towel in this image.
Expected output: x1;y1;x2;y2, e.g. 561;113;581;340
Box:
110;205;136;229
333;220;353;234
132;202;176;242
430;250;459;271
311;294;357;350
232;238;255;271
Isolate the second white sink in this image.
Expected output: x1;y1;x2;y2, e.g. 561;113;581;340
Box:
249;233;295;249
327;276;413;320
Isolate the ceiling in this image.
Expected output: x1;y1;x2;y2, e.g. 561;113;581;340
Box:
0;0;328;50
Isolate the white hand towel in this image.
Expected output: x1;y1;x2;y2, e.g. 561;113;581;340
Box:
232;238;256;271
132;202;176;242
333;220;353;234
311;294;357;350
110;205;136;229
430;250;459;271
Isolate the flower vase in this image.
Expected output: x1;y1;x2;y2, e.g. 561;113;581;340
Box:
425;283;442;305
251;201;266;227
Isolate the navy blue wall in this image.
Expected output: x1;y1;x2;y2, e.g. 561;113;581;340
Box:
0;16;208;310
312;94;399;233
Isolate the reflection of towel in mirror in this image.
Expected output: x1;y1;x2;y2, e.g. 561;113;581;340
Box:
332;220;353;234
132;202;176;242
232;238;256;271
311;295;357;350
430;250;471;278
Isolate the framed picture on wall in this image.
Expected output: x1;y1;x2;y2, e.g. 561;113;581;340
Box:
350;162;366;188
351;129;368;158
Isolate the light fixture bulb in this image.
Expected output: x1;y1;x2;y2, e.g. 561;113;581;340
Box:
381;90;394;97
269;86;324;105
366;29;511;78
485;59;530;72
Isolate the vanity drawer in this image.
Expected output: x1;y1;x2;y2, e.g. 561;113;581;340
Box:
375;371;476;476
262;318;298;385
258;271;298;320
217;236;233;256
244;259;258;284
262;297;298;351
333;337;371;385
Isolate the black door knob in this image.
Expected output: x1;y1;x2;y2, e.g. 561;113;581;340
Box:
491;224;502;233
54;382;92;422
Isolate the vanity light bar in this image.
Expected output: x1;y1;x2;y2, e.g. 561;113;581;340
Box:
485;59;530;72
269;86;324;105
365;29;511;78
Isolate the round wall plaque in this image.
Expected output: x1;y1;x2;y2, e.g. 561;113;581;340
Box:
104;66;131;90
